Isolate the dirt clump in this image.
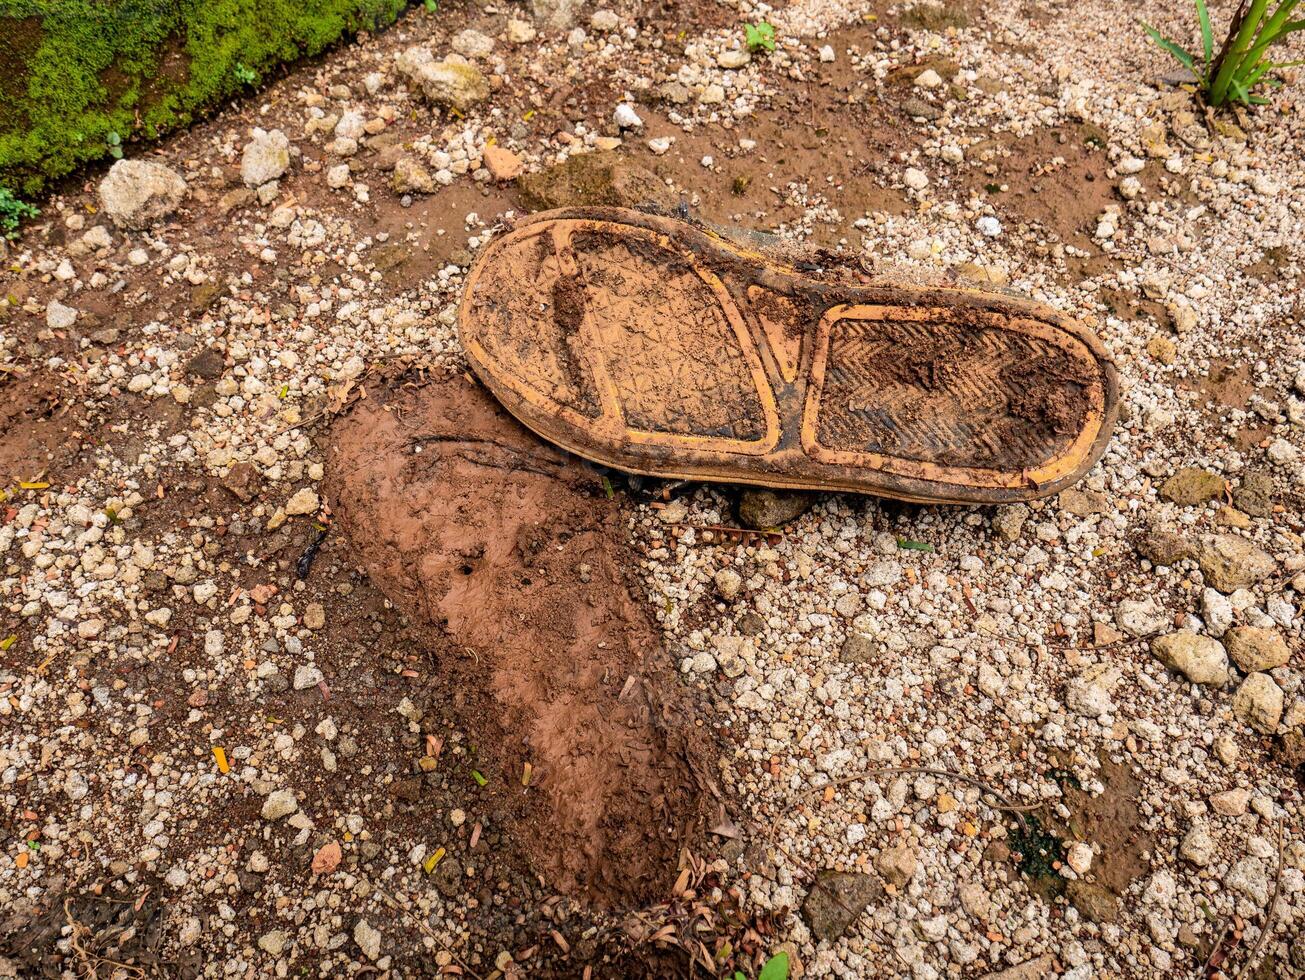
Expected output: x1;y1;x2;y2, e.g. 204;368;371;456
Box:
1048;753;1155;922
0;367;90;485
324;371;719;909
517;151;679;212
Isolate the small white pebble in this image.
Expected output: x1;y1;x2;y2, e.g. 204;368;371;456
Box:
613;103;643;129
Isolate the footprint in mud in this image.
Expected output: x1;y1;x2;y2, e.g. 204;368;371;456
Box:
324;372;719;909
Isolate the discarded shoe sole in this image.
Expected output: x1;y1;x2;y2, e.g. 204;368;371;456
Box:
459;207;1119;504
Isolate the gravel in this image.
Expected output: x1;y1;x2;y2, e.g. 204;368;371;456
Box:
2;0;1303;976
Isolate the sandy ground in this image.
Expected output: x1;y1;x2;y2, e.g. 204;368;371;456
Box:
2;0;1305;977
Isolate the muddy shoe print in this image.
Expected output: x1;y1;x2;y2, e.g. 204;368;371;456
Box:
459;206;1119;504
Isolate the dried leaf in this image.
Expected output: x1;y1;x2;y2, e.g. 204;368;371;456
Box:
672;866;691;896
708;818;741;840
422;846;446;874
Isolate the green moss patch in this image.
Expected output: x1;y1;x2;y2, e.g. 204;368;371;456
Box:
0;0;410;196
1007;814;1067;899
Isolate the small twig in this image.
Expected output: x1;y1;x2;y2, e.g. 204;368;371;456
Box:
377;888;484;980
1204;917;1234;978
273;409;328;436
667;522;784;545
1087;625;1167;649
975;620;1046;650
1234;818;1285;980
63;897;148;979
452;449;562;479
408;434;566;475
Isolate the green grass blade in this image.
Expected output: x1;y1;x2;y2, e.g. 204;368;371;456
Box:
1228;76;1268;103
1211;0;1252;74
1195;0;1215;63
1211;0;1271;104
1242;60;1275;87
1236;18;1305;91
1240;7;1304;65
1142;21;1198;70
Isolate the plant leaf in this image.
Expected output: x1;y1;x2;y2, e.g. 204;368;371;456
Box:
759;952;790;980
1195;0;1214;63
1211;0;1269;104
1228;76;1254;102
1239;18;1305;73
1241;59;1276;87
1142;21;1197;70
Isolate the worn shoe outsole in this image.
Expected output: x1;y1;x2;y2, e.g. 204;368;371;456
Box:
459;207;1119;505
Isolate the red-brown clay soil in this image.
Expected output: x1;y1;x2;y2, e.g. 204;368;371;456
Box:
323;371;720;909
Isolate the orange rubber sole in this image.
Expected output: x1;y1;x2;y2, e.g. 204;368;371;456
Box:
458;207;1119;504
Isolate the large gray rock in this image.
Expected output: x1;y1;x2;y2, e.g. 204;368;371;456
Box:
451;28;495;59
1160;467;1224;506
395;44;434;78
801;870;883;942
413;59;489;112
840;633;877;664
1138;528;1194;566
1115;597;1167;637
1066;879;1118;923
392;157;436;194
1151;631;1229;686
1234;470;1274;517
1224;626;1291;673
1065;663;1120;719
1225;856;1270;904
991;503;1029;543
98;159;187;229
738;489;814;529
241;128;292;187
531;0;582;29
874;842;917;887
1197;534;1275;593
1179;824;1215;866
353;918;382;961
1232;673;1283;734
517;151;677;212
261;788;298;820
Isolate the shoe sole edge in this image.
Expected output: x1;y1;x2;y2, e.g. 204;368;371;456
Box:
460;206;1119;505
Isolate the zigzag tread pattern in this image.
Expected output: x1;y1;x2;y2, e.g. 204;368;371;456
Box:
816;317;1092;469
